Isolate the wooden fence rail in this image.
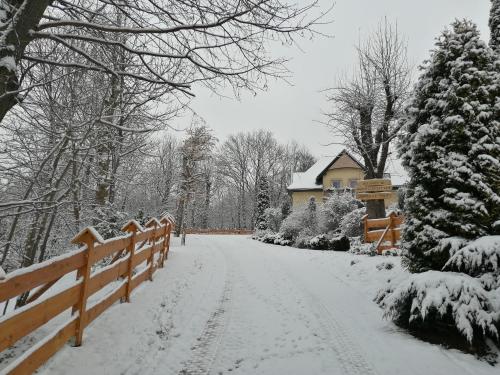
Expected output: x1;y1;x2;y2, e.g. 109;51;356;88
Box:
0;216;174;374
184;228;254;235
363;212;403;254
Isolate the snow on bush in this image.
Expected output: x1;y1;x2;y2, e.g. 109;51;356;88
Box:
279;201;317;242
376;271;500;344
295;228;315;249
444;236;500;276
376;261;394;271
340;207;365;238
320;192;361;233
350;238;377;256
264;207;283;233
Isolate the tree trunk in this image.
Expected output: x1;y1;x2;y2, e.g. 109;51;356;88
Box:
0;0;53;122
366;200;386;219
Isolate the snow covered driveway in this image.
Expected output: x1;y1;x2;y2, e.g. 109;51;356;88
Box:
41;236;497;375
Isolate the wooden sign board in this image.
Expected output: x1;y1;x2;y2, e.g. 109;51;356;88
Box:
356;179;394;201
357;192;395;201
357;179;391;187
356;185;393;193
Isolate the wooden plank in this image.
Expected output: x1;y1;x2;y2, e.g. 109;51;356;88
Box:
87;258;129;297
0;283;81;352
25;277;62;305
366;218;390;229
366;229;401;243
393;216;404;226
357;179;392;187
130;268;150;291
356;192;394;201
132;245;153;268
356;185;393;193
85;282;127;326
136;228;155;242
0;250;85;302
4;318;78;375
93;237;131;264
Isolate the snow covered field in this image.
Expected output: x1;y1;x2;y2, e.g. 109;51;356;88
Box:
39;235;497;375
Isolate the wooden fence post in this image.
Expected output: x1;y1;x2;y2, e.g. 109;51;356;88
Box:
145;218;161;281
159;217;170;266
362;214;369;243
389;212;397;248
71;227;103;347
121;220;142;303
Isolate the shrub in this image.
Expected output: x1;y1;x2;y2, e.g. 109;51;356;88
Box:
295;228;314;248
320;192;362;233
340;207;366;238
375;271;499;346
264;207;283;233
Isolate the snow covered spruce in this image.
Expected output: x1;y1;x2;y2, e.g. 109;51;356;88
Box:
376;19;500;351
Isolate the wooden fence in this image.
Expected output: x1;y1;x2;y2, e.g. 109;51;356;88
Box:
363;212;403;254
184;228;254;235
0;216;174;374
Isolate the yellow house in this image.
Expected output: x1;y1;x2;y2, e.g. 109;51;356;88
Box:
287;149;398;208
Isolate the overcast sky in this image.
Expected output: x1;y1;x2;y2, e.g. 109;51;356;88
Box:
171;0;491;175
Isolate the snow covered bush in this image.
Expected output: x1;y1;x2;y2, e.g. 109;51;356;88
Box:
319;192;361;233
295;228;315;249
308;234;330;250
376;261;394;271
444;236;500;277
340;207;366;238
264;207;283;233
279;197;318;241
350;238;377;256
376;272;499;345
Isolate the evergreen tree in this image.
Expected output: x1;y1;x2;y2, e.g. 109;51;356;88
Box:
255;175;270;230
399;20;500;273
490;0;500;51
306;196;318;233
281;198;291;220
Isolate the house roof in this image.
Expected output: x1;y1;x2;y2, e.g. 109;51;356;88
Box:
287;149;364;192
314;149;364;185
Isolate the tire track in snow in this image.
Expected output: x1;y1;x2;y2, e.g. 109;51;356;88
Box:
273;259;378;375
178;243;234;375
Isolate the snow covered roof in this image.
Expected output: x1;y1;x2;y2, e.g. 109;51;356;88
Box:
287;156;333;191
288;150;364;191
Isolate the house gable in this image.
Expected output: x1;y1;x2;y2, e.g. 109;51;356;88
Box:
329;152;363;170
315;149;364;185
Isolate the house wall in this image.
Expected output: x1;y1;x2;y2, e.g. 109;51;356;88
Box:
291;190;324;207
322;168;365;189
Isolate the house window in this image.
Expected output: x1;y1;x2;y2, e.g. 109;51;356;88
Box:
349;179;358;189
331;180;342;189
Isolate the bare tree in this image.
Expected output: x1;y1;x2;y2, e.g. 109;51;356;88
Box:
324;19;411;218
0;0;326;123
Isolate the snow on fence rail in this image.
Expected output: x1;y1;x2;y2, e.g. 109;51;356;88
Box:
363;212;403;254
0;216;174;374
184;228;254;235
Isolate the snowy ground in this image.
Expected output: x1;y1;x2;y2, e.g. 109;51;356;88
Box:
37;235;497;375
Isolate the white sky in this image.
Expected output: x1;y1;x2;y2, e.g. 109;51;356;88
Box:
171;0;491;169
